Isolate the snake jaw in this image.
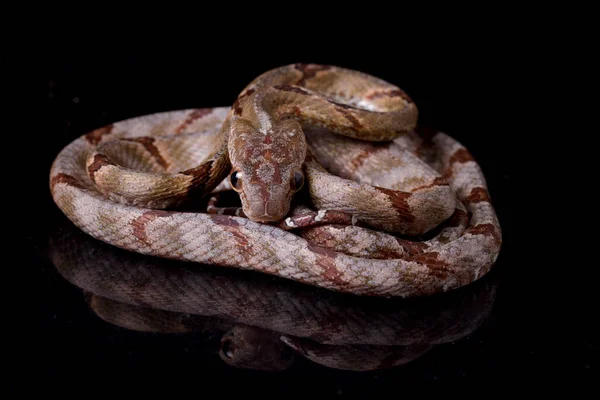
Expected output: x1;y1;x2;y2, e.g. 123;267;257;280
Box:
244;200;290;223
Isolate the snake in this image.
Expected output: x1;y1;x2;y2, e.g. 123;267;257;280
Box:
49;63;502;297
48;221;497;371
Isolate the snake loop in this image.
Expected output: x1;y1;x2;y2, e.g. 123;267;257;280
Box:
49;64;501;297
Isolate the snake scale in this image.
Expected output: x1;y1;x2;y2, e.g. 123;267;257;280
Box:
49;63;502;297
49;221;496;371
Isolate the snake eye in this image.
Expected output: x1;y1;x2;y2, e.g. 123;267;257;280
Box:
221;339;235;359
291;171;304;192
230;171;243;191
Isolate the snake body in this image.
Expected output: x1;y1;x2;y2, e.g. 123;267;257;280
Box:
48;222;496;371
49;64;501;297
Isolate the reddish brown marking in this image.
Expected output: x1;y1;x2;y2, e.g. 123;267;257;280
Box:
175;108;213;134
412;177;448;191
272;162;282;184
244;147;255;158
299;225;337;243
443;148;476;180
294;63;332;86
307;243;345;285
50;173;85;192
274;84;310;95
232;89;256;116
466;187;491;204
468;223;502;246
444;208;469;228
264;135;272;144
85;124;114;146
182;161;213;186
87;154;116;183
209;214;240;227
124;137;169;169
335;106;363;131
131;210;171;247
369;248;406;260
449;148;475;164
374;187;415;222
395;239;429;256
366;89;413;103
407;251;449;278
210;215;254;260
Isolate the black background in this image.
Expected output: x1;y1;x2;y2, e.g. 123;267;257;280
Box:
12;26;592;392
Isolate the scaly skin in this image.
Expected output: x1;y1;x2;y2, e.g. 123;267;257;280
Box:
49;64;501;297
48;222;497;371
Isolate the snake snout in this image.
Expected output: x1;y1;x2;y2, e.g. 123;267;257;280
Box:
247;201;289;223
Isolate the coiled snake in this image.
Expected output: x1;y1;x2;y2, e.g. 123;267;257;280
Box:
49;64;502;297
48;221;496;371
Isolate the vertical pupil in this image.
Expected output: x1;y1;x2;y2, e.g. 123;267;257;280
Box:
293;172;304;190
230;171;241;188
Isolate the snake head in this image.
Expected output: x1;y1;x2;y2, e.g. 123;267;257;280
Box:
219;326;295;371
229;118;306;222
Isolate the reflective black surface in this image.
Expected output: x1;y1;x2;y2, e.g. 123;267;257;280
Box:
16;38;593;391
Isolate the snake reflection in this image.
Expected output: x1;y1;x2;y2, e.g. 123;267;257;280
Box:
48;220;497;372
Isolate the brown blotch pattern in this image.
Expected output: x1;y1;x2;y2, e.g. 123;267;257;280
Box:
468;223;502;246
50;173;85;192
232;89;256;116
444;208;469;228
307;243;345;285
366;89;413;103
210;215;253;259
182;161;214;193
449;148;474;165
347;144;387;173
124;137;169;170
465;187;491;204
88;154;115;183
335;106;363;131
209;214;241;228
294;63;332;86
131;210;171;247
85;124;114;146
175;108;213;134
395;239;429;256
369;248;407;260
407;251;449;278
374;187;415;223
412;176;449;191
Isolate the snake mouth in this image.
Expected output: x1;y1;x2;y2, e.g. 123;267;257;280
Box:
251;214;285;223
245;201;289;223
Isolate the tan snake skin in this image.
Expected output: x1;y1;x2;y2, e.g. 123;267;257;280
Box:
49;64;502;297
48;222;496;371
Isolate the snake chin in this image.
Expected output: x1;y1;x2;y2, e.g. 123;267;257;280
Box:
242;201;290;223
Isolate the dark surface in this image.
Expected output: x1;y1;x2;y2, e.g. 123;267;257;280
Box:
14;38;592;391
